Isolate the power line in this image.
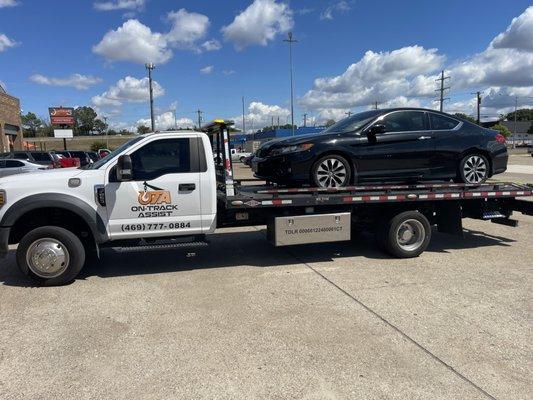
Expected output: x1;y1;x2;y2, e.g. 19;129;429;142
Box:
435;70;450;112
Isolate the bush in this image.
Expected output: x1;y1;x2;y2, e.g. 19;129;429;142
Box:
491;124;512;138
90;140;107;152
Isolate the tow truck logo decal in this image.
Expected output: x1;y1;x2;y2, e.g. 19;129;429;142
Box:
137;182;171;205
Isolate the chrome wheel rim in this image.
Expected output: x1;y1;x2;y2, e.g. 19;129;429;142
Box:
463;156;487;183
26;238;70;279
396;219;425;252
316;158;348;188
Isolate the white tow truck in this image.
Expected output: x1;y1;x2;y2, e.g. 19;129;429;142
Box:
0;120;532;285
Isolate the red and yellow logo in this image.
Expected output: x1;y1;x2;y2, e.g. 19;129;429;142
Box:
137;190;171;206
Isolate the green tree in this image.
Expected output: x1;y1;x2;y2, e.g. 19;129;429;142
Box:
528;123;533;134
93;118;108;134
453;113;478;124
21;112;43;137
505;108;533;122
325;119;336;127
491;124;512;138
90;140;108;152
74;106;98;135
36;123;54;137
137;125;150;134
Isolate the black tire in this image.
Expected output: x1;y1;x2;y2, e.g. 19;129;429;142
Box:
457;153;490;184
239;156;246;163
17;226;86;286
312;154;352;188
377;211;431;258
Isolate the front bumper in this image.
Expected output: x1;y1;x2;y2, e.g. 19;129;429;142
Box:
0;226;10;259
251;152;314;183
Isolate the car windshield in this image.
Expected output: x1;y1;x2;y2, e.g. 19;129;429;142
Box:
323;110;383;134
85;136;144;170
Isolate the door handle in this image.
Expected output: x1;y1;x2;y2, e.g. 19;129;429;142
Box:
179;183;196;191
418;136;432;140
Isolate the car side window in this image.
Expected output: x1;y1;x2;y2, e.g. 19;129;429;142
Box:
430;113;460;130
382;111;426;132
130;138;192;181
0;161;5;168
5;160;24;168
13;153;28;160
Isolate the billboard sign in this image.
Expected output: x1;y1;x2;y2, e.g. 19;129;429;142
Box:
49;107;75;126
54;129;74;139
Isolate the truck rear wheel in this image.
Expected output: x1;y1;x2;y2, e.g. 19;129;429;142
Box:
17;226;86;286
377;211;431;258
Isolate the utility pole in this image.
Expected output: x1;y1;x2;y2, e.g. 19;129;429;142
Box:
303;113;308;127
103;116;108;149
284;32;298;136
277;116;280;129
472;91;482;124
196;109;203;130
435;70;450;112
373;101;379;110
242;97;246;134
145;63;156;132
345;111;352;117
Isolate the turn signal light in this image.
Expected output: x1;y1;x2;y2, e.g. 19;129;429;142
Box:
0;190;5;207
494;134;506;143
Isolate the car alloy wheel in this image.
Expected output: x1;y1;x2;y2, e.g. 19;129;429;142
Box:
462;155;488;183
315;157;349;188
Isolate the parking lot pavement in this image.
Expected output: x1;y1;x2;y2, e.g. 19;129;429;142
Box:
1;213;532;399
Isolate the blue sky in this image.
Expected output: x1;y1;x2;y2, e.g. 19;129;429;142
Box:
1;0;532;131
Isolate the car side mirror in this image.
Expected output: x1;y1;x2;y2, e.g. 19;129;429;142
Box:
368;123;387;135
116;155;133;181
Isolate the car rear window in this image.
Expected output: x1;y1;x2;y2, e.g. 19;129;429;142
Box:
430;113;460;130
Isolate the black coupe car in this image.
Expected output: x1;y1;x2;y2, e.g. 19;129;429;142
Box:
252;108;508;187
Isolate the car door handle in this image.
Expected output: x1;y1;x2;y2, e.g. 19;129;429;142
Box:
179;183;196;191
418;136;432;140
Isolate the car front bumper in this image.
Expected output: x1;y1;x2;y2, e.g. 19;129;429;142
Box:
0;226;10;259
251;152;315;183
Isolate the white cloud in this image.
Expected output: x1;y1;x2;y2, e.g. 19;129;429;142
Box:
93;19;171;64
0;0;19;8
29;73;102;90
222;69;236;76
300;46;444;111
0;33;18;52
91;76;164;109
94;0;145;11
491;6;533;52
165;9;210;51
320;1;351;21
201;39;222;51
136;112;194;130
233;101;291;132
200;65;214;74
222;0;294;50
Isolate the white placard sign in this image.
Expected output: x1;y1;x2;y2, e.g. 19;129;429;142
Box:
54;129;74;139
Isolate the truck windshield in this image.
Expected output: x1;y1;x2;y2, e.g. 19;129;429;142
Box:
85;136;144;170
323;110;383;134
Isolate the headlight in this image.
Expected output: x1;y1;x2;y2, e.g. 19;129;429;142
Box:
269;143;314;157
0;190;5;208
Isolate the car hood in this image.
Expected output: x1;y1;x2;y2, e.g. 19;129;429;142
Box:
0;167;85;186
257;132;342;154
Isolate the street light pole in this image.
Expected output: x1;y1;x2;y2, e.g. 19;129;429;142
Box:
145;63;156;132
284;32;298;136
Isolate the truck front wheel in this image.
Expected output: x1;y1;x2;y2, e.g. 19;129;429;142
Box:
17;226;86;286
377;211;431;258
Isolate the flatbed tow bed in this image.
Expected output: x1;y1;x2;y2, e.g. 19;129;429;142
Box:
205;120;533;256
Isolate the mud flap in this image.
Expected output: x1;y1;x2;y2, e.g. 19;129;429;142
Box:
436;201;463;236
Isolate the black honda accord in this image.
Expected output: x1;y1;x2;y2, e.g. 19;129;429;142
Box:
251;108;508;187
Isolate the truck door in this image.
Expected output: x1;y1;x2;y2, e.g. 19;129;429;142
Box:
104;136;204;239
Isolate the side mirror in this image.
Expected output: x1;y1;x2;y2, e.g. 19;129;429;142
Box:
368;123;387;135
116;155;133;181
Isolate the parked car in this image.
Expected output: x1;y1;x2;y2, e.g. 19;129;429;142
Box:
0;159;47;178
251;108;508;187
87;151;99;162
230;148;252;163
0;151;61;168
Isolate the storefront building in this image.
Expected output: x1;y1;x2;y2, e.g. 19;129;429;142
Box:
0;85;23;153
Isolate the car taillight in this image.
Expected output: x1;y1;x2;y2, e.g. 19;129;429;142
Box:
494;134;506;143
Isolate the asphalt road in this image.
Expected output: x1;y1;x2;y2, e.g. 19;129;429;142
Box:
0;156;531;399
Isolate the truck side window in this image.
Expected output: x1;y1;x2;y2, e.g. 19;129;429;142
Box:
130;138;191;181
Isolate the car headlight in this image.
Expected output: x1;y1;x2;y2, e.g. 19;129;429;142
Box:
269;143;314;157
0;190;5;208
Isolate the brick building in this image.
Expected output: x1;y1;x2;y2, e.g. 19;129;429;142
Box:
0;84;23;153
